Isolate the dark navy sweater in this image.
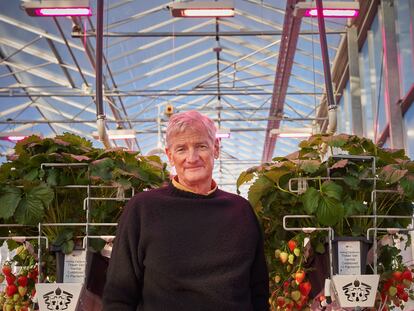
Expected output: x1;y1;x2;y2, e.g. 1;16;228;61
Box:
102;183;269;311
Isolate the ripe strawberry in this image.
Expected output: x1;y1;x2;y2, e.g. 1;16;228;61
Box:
392;271;403;282
402;269;413;282
299;281;312;296
396;284;404;295
279;252;288;263
6;284;17;297
2;265;12;276
18;286;27;297
6;274;16;286
295;270;305;284
287;240;297;252
277;296;285;307
17;276;28;288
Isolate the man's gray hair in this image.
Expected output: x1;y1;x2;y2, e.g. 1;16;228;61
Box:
166;111;216;147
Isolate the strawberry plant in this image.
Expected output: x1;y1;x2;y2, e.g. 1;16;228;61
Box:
0;244;38;311
238;134;414;310
376;241;414;310
270;233;312;310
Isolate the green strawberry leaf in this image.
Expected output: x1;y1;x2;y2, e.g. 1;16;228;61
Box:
321;181;342;201
301;187;320;214
0;187;22;219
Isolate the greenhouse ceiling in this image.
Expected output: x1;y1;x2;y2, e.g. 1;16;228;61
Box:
0;0;370;193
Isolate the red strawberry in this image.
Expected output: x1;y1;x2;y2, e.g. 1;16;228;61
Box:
402;269;413;282
6;274;15;286
288;240;297;252
277;296;285;307
6;284;17;297
2;265;12;276
17;276;28;287
392;271;403;282
294;270;306;284
18;286;27;297
299;281;312;296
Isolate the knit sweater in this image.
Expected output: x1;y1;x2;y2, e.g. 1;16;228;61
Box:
102;183;269;311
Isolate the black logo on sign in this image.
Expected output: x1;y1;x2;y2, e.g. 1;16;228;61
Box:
342;279;371;303
43;287;74;310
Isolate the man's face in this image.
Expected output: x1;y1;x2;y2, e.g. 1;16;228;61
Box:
166;127;219;192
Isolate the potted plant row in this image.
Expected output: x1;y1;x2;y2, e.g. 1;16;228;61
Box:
238;134;414;310
0;133;169;296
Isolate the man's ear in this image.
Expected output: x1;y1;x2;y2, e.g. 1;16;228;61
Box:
214;139;220;159
165;147;174;166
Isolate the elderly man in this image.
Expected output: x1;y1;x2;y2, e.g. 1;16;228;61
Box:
102;111;269;311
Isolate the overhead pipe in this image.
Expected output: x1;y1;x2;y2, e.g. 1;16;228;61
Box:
315;0;337;134
96;0;110;148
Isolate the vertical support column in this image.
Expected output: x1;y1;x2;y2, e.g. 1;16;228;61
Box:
367;31;378;139
380;0;404;149
409;0;414;69
347;25;363;136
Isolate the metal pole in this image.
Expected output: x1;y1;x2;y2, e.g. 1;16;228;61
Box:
315;0;336;111
71;30;346;38
347;26;363;136
96;0;104;118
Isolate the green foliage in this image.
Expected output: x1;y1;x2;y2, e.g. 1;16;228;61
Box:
0;133;169;255
238;133;414;305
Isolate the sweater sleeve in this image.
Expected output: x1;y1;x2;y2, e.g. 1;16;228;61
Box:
250;217;270;311
102;197;143;310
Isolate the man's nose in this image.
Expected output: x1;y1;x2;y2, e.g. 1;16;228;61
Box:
187;148;199;162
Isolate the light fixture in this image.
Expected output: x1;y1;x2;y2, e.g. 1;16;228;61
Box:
21;0;92;17
270;128;313;138
294;1;359;18
92;129;136;140
0;131;36;142
170;1;235;18
216;128;231;139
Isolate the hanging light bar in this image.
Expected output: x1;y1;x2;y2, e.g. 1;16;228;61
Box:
92;129;136;140
170;1;234;18
305;8;358;18
21;0;92;17
0;131;37;142
294;1;359;18
270;128;313;138
216;128;231;139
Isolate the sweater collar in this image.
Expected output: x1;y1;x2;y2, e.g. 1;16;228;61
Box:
172;175;218;196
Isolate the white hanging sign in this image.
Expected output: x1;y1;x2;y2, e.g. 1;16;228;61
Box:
337;240;361;275
63;250;87;283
